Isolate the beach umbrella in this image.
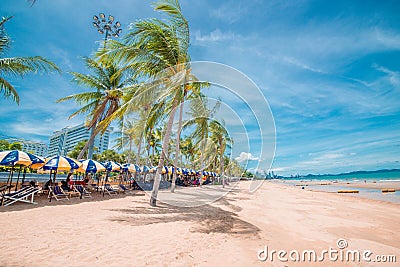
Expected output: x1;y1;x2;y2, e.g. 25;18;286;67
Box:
103;161;122;172
42;155;81;183
0;150;45;193
167;166;174;174
141;165;150;173
149;166;168;174
123;163;141;173
40;155;81;203
77;159;106;173
101;161;122;197
42;156;81;172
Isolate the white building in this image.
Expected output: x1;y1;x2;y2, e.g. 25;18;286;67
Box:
22;141;48;157
48;123;112;157
3;138;48;157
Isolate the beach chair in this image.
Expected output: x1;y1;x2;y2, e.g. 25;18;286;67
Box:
104;184;118;195
118;184;133;194
48;185;69;201
2;186;40;206
73;185;92;199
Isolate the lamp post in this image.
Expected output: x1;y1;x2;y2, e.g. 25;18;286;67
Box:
86;13;122;160
92;13;122;49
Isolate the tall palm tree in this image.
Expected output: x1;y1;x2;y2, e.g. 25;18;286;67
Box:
209;120;233;187
182;96;220;184
57;56;135;159
99;0;194;206
113;120;137;163
0;16;60;104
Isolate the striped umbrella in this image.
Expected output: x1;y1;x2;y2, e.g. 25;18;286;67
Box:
141;165;150;173
41;156;81;201
0;150;44;166
103;161;122;172
0;150;45;194
149;166;169;174
167;166;174;174
42;156;81;171
77;159;106;173
123;163;141;173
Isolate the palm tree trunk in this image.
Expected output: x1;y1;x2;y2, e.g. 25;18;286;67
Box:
220;140;225;188
198;137;206;187
135;132;143;181
171;98;184;193
150;97;179;206
127;139;133;163
77;125;97;160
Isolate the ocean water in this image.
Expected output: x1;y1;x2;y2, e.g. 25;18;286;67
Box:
283;170;400;182
281;170;400;204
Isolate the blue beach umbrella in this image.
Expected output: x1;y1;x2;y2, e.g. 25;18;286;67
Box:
77;159;106;173
0;150;45;194
103;161;122;172
141;165;150;173
122;163;141;173
0;150;44;166
42;156;81;172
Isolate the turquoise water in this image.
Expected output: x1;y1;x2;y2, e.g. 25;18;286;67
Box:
281;170;400;204
283;170;400;182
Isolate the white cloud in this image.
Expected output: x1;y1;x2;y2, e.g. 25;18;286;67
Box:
194;29;237;42
235;152;259;163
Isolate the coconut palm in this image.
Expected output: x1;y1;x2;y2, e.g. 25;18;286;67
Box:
209;120;233;187
0;16;60;104
113;120;138;163
182;96;220;183
98;0;194;206
57;56;135;159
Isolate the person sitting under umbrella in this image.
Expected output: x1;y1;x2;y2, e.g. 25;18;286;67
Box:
61;180;70;192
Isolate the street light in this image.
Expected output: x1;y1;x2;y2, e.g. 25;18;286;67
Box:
92;13;122;47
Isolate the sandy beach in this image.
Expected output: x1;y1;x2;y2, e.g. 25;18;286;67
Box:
1;181;399;266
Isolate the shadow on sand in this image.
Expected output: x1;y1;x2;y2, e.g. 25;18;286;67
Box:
108;192;260;237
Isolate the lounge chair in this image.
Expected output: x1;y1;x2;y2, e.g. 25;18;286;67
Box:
118;184;133;194
2;186;40;206
48;185;69;201
73;185;92;199
104;184;118;196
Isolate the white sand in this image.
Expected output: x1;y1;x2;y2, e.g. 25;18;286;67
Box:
0;181;399;266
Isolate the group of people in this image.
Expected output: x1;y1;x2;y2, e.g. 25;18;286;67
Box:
175;175;212;186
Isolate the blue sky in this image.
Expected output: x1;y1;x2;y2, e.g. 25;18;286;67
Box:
1;0;399;176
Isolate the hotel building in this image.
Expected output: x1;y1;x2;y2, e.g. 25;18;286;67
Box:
48;123;112;157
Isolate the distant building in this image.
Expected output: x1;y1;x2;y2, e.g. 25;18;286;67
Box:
3;137;48;157
48;123;112;157
22;141;48;157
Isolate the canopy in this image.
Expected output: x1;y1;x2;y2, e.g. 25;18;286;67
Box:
103;161;122;172
77;159;106;173
42;156;81;171
122;163;141;173
141;165;150;173
0;150;45;166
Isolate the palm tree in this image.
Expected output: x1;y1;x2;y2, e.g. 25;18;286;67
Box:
182;96;220;184
57;56;135;159
209;120;233;187
99;0;194;206
0;16;60;104
113;120;137;163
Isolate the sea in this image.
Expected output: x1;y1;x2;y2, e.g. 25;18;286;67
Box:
279;170;400;204
282;170;400;182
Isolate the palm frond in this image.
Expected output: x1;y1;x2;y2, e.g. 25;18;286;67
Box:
0;76;19;104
